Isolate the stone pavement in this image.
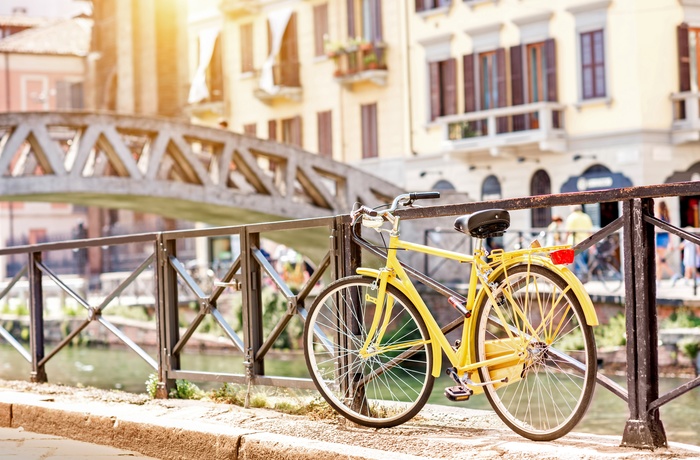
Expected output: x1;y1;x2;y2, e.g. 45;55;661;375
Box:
0;426;157;459
1;381;700;460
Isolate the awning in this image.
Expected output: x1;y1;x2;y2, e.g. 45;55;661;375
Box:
560;171;633;193
259;7;293;95
188;26;220;104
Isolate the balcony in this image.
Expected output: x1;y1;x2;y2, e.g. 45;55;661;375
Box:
253;61;302;103
438;101;567;155
671;91;700;144
219;0;260;18
328;42;388;87
184;88;224;118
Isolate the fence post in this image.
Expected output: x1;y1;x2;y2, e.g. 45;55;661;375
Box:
241;227;264;378
620;198;667;448
155;234;179;398
28;251;47;383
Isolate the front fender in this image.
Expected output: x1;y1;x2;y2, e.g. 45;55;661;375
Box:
356;268;444;377
474;255;599;327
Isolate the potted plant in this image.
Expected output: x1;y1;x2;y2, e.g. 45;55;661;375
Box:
363;52;378;70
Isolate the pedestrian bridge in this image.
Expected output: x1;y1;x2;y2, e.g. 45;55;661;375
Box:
0;112;403;225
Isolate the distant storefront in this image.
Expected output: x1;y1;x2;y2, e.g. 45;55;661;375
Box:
665;161;700;228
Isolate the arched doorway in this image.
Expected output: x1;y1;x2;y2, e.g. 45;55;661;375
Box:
530;169;551;228
481;175;502;201
561;164;625;228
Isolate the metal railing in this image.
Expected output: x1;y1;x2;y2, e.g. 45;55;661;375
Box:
2;182;700;449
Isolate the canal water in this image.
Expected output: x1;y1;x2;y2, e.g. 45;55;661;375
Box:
0;344;698;446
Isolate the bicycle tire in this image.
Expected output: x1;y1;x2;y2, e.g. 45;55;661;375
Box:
474;264;596;441
304;275;435;428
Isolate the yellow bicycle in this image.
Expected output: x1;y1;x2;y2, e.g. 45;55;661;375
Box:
303;192;599;441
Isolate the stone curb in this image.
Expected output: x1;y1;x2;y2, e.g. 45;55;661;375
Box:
0;394;423;460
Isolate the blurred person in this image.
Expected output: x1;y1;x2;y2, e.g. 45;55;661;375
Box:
655;200;677;281
545;215;564;247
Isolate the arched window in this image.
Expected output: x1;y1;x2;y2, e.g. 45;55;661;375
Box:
530;169;551;228
481;175;501;201
432;179;456;191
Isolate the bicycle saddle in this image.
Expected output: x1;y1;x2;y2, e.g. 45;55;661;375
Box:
454;209;510;238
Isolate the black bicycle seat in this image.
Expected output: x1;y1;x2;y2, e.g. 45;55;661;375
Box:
454;209;510;239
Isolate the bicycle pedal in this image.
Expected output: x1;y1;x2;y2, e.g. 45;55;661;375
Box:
444;385;472;402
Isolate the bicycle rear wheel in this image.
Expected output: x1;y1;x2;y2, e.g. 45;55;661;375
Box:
474;264;596;441
304;275;434;428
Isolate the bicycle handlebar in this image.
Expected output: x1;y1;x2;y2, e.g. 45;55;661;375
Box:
352;191;441;224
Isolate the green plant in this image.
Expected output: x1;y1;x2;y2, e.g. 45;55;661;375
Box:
594;314;627;348
169;379;204;400
678;338;700;376
210;383;246;405
661;310;700;329
145;373;159;399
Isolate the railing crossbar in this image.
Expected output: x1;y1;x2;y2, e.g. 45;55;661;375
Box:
97;316;157;370
35;261;90;310
172;309;208;356
97;253;155;311
648;375;700;413
0;264;27;300
38;318;91;368
0;324;31;363
210;307;244;353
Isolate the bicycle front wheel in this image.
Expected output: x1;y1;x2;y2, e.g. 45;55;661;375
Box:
304;275;434;428
474;264;596;441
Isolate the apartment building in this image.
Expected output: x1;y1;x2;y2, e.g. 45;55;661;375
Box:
197;0;700;232
189;0;411;186
407;0;700;231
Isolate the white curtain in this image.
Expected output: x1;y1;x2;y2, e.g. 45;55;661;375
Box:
188;27;220;104
259;8;293;95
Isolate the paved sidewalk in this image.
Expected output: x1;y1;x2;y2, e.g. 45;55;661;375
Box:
1;381;700;460
0;427;157;459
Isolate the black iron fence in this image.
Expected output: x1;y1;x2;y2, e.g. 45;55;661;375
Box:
2;182;700;449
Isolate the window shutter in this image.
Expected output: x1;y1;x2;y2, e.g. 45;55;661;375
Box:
314;4;328;57
241;23;253;72
372;0;383;42
317;111;332;157
71;82;84;109
429;61;441;121
244;123;257;136
463;54;476;113
496;48;508;133
544;38;557;102
443;58;457;116
678;23;691;92
292;115;303;148
415;0;425;12
347;0;356;38
510;45;525;131
361;104;378;158
268;120;277;140
56;81;70;109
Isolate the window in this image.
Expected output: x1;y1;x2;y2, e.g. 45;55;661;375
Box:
510;39;557;130
241;23;254;73
530;169;551;228
313;4;329;57
429;59;457;121
361;103;378;159
267;12;300;87
348;0;382;43
464;49;506;132
317;110;332;157
56;81;84;109
243;123;257;136
282;116;303;148
580;30;605;99
481;175;502;201
415;0;451;12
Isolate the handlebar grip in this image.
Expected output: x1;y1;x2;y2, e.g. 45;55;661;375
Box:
409;191;441;201
353;205;378;218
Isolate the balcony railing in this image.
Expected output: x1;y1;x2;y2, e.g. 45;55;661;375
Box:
329;42;388;87
438;101;566;155
254;61;302;103
671;91;700;144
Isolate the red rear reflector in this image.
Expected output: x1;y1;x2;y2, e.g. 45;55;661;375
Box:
550;249;575;265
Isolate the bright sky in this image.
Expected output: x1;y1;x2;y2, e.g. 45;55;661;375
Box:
0;0;89;18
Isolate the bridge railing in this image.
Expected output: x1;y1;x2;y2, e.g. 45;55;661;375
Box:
2;182;700;449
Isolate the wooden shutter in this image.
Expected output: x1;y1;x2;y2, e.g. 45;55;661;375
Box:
291;115;303;148
678;23;691;92
415;0;425;12
361;104;378;158
544;38;559;128
268;120;277;140
244;123;257;136
510;45;525;131
372;0;383;42
443;58;457;116
314;4;328;57
347;0;356;38
317;111;332;157
429;61;441;121
496;48;508;133
241;23;253;72
463;54;476;113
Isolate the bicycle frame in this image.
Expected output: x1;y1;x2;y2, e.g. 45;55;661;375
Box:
355;214;599;380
